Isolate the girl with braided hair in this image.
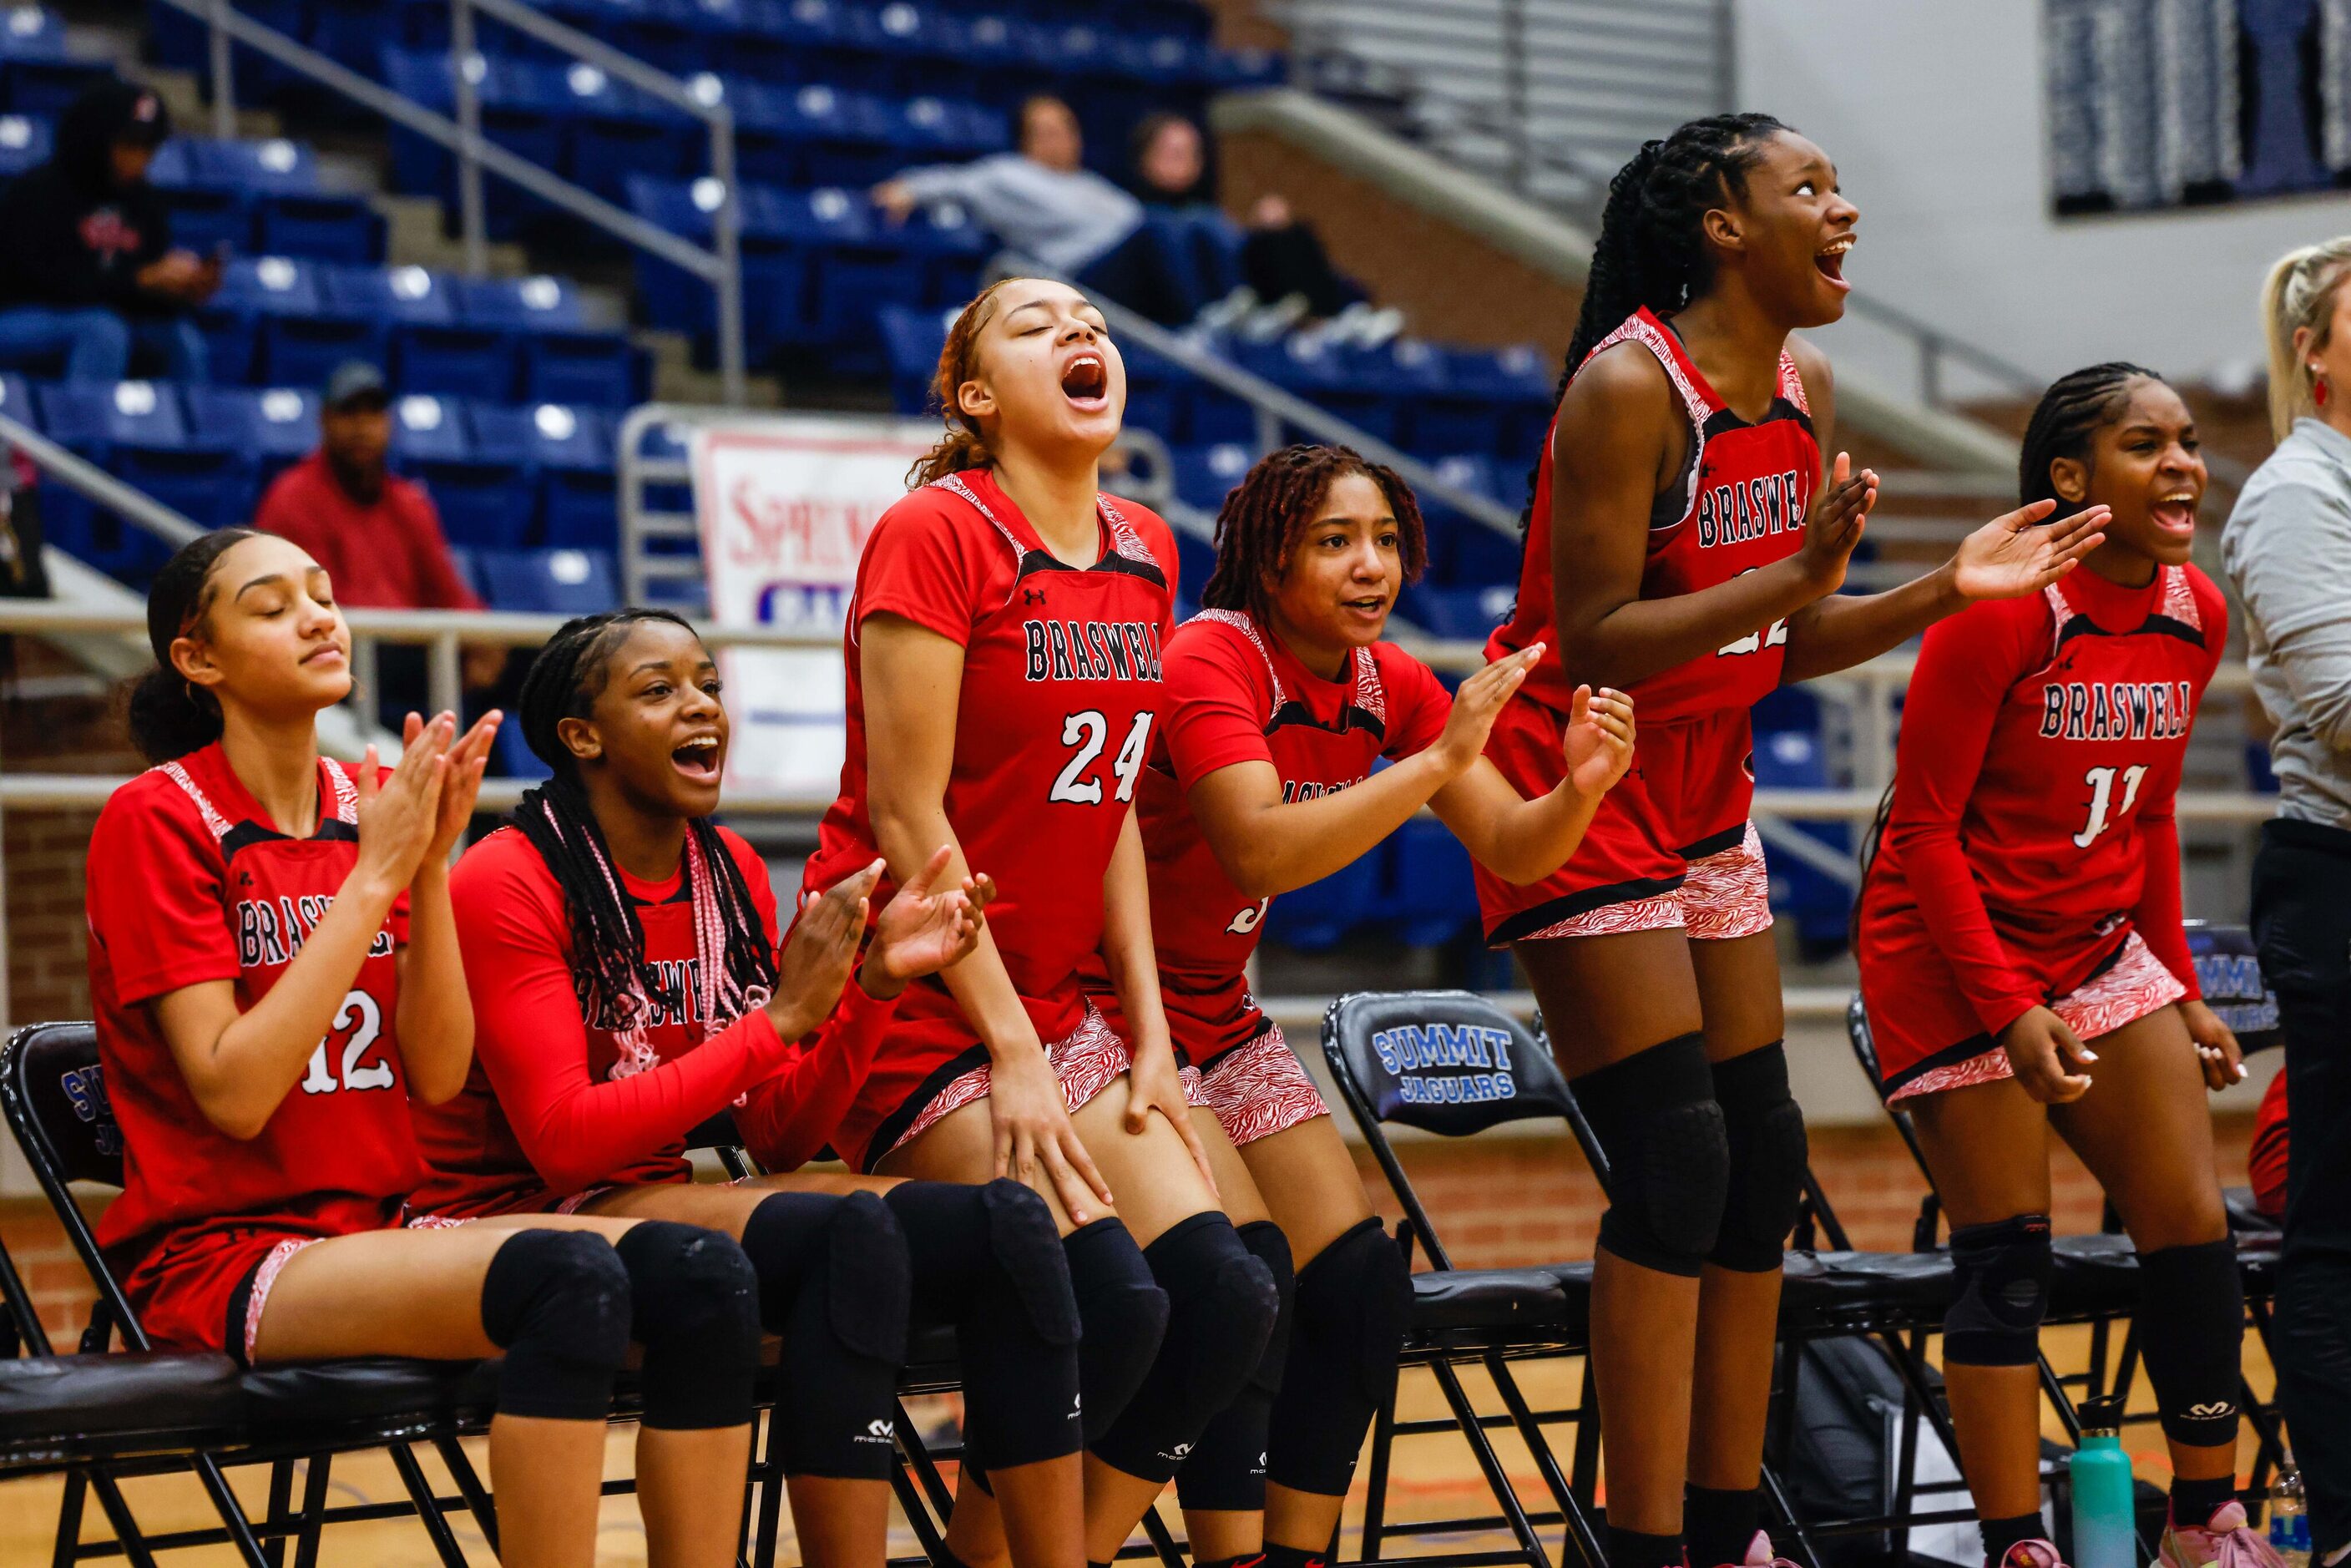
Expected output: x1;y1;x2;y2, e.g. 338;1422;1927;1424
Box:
1478;114;2112;1568
1069;442;1632;1568
1858;364;2270;1568
413;606;1090;1568
94;532;771;1567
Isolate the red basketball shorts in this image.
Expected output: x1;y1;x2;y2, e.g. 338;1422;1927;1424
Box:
1857;888;2187;1103
1093;975;1324;1149
119;1217;397;1362
1476;702;1772;946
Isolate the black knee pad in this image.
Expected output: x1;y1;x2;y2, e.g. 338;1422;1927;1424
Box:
887;1180;1083;1471
1175;1219;1296;1513
1573;1033;1729;1277
1062;1217;1170;1444
741;1190;911;1478
611;1222;761;1430
2136;1237;2246;1449
479;1229;632;1423
1267;1215;1410;1498
1945;1214;2053;1367
1090;1212;1281;1485
1707;1043;1807;1272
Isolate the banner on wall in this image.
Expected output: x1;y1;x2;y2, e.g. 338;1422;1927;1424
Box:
692;414;938;795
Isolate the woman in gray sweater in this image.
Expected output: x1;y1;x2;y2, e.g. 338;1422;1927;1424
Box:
2222;233;2351;1568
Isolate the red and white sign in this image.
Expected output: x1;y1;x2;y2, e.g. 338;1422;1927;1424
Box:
692;415;937;794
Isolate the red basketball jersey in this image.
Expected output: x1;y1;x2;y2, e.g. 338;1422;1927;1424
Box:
1867;564;2226;1030
1489;307;1819;722
1084;611;1449;1062
85;744;417;1265
414;822;816;1218
804;468;1178;1047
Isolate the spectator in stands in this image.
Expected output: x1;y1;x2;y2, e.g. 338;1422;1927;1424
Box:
2225;234;2351;1566
872;94;1199;326
254;362;503;694
0;80;217;384
1123;110;1400;348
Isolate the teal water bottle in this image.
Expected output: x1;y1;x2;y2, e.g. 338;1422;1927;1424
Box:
2069;1396;2136;1568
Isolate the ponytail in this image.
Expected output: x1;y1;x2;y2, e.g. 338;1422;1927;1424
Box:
908;277;1024;488
1518;113;1791;534
124;527;258;764
2261;236;2351;443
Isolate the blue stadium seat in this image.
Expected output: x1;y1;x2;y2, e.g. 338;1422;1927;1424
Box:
877;302;950;412
1386;817;1479;948
35;378;188;453
458;273;589;332
546;60;697;204
1264;849;1384;953
1398;583;1513;642
0;8;108;117
255;191;385;264
477;545;619;615
1170;441;1252;512
186;384;320;484
1748;700;1853;953
0;109;48;177
327;264;518;399
0;371;33;428
148;141;253;255
404;391;533;550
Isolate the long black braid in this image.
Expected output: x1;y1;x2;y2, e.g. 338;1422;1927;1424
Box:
513;609;777;1032
1517;112;1792;535
1854;360;2162;931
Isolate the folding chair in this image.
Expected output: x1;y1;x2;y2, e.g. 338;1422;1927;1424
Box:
1322;989;1615;1568
1842;966;2290;1549
1;1021;503;1567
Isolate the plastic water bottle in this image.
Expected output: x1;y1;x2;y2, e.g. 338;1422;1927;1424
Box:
2272;1459;2313;1566
2068;1396;2136;1568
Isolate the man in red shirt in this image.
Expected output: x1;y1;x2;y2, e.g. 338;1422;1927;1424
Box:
253;362;503;692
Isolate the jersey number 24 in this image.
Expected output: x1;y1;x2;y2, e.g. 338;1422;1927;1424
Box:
1050;711;1153;806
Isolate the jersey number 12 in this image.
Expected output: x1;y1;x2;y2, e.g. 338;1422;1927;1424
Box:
301;990;396;1095
2074;763;2148;848
1050;711;1153;806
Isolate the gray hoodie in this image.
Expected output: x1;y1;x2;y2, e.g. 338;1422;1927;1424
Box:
2222;416;2351;831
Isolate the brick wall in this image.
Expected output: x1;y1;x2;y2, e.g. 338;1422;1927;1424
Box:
7;807;97;1026
1;1194;107;1348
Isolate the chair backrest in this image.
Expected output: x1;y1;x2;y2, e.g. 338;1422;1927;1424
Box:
2183;921;2280;1053
0;1022;123;1192
1322;989;1572;1139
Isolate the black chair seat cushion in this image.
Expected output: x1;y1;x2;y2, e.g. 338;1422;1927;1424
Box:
1777;1249;1954;1334
0;1350;242;1462
239;1356;501;1434
1409;1267;1574;1332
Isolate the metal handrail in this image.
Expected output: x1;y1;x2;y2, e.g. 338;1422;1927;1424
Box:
0;412;202;549
162;0;746;404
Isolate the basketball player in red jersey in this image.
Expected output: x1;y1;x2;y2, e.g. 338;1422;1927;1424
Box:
1479;115;2111;1568
1072;443;1634;1568
803;275;1278;1568
88;529;766;1568
1858;366;2275;1568
416;605;1100;1568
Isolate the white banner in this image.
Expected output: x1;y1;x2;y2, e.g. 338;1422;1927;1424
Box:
692;414;938;795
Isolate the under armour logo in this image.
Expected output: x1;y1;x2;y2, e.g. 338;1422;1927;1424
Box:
1024;589;1048;605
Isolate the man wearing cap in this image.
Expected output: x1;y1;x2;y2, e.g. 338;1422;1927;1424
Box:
255;362;503;692
0;79;218;382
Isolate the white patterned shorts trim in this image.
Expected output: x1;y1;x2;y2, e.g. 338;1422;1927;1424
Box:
1887;931;2187;1104
240;1237;316;1365
1196;1023;1331;1147
1517;821;1774;943
879;1004;1204;1164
